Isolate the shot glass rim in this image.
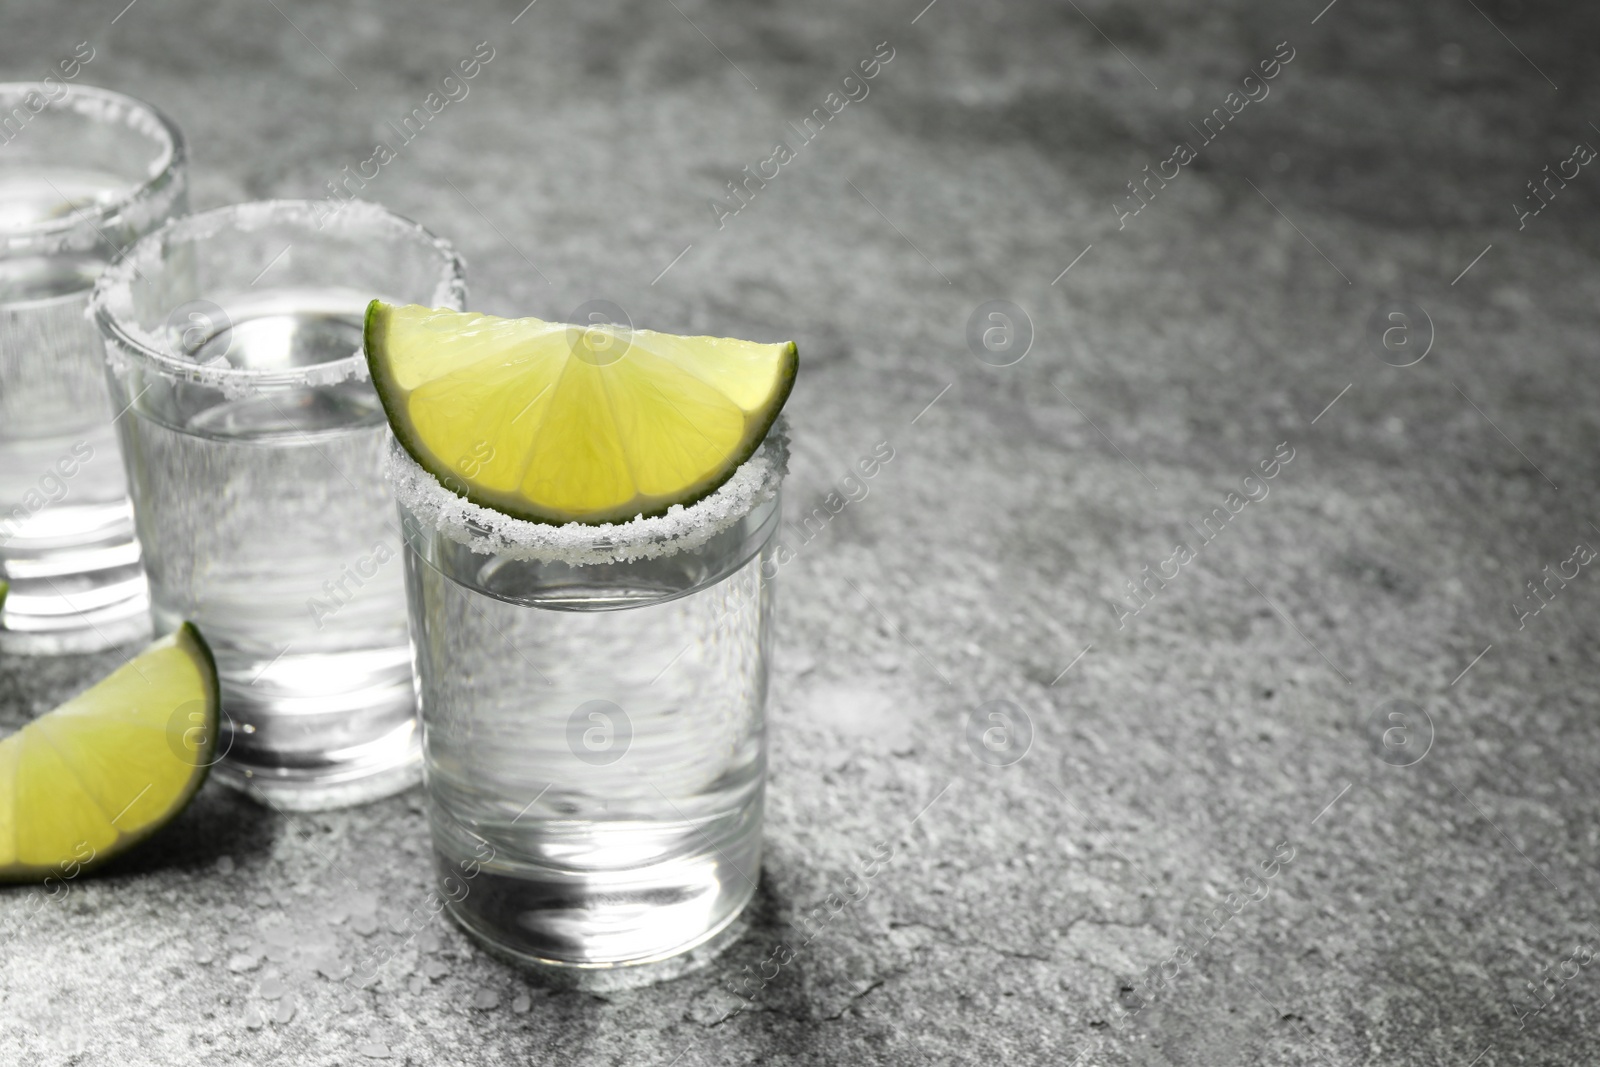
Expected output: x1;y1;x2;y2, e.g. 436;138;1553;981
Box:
388;420;790;566
90;198;468;391
0;81;186;251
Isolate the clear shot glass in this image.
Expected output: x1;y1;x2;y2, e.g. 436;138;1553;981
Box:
0;82;186;653
91;200;466;810
390;426;788;988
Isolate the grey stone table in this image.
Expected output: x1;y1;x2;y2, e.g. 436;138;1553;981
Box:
4;0;1600;1063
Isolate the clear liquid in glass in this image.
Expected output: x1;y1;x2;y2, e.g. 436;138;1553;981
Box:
116;288;417;808
402;498;777;981
0;166;148;651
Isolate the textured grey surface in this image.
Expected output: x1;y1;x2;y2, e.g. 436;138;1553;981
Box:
4;0;1600;1063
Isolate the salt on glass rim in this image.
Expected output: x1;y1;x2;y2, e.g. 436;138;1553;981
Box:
90;199;466;400
0;82;186;256
388;420;790;567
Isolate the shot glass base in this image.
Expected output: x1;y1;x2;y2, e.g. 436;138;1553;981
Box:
203;644;424;811
0;534;152;655
443;888;753;992
211;742;423;812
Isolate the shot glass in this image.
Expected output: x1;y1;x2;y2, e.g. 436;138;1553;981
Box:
91;200;466;810
0;82;186;653
390;425;788;987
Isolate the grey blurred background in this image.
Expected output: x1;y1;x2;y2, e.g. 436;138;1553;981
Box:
4;0;1600;1063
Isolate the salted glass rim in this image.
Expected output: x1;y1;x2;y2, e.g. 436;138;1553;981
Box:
0;82;186;250
388;420;790;566
90;198;467;392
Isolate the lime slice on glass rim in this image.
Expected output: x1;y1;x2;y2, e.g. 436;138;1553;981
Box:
0;623;220;882
364;301;798;525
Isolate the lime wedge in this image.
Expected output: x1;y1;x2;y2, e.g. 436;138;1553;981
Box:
365;302;798;525
0;623;219;882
